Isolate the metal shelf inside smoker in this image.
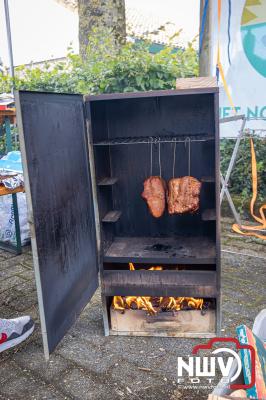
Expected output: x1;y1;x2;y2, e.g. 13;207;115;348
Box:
93;134;214;146
103;236;216;264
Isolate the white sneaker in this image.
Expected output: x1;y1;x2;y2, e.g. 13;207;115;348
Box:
0;316;34;352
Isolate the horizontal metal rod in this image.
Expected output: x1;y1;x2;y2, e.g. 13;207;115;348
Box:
220;135;266;140
219;115;245;123
246;117;266;121
222;249;266;261
94;135;214;146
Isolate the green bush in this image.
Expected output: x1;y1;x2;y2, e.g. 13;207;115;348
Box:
220;135;266;211
0;125;19;156
0;32;199;95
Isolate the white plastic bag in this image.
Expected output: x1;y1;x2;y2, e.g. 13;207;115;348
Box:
0;192;30;246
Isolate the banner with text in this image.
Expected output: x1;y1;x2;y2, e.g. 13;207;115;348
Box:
210;0;266;136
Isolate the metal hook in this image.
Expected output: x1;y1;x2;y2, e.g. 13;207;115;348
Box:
158;142;162;177
172;141;177;178
150;140;153;176
185;137;191;176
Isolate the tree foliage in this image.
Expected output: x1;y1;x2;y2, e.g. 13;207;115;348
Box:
0;30;198;95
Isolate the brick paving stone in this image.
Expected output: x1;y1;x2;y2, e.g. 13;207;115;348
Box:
0;276;28;293
0;304;20;319
17;268;35;281
0;264;26;279
13;341;72;382
13;279;36;294
0;288;19;306
0;288;38;316
69;305;105;341
0;251;17;261
21;304;40;322
57;336;116;374
110;358;170;391
7;291;38;312
20;260;34;269
0;253;33;270
56;368;113;400
0;360;24;386
0;375;67;400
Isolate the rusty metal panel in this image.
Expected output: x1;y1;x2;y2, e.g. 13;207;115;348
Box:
16;91;98;356
103;270;217;297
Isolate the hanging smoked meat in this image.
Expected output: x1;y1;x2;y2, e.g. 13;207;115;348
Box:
142;176;167;218
167;176;201;215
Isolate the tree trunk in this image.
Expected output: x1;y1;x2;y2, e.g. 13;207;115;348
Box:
78;0;126;59
199;0;211;77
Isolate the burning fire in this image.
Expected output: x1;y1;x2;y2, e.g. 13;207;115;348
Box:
112;263;204;315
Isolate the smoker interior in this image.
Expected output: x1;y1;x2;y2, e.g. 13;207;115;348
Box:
86;90;219;336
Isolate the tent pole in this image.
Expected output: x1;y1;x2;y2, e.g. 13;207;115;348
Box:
4;0;15;87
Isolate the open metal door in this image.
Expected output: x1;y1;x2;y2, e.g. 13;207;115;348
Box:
15;91;99;359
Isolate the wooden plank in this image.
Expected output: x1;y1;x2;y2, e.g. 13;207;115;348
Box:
110;308;216;336
109;330;216;338
202;209;216;221
97;177;118;186
85;87;218;101
103;236;216;264
103;270;217;297
176;77;217;89
102;210;121;223
0;185;24;196
0;108;16;124
0;109;16;116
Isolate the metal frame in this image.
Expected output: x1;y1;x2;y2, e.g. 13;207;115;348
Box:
214;92;221;337
219;114;247;228
4;116;12;151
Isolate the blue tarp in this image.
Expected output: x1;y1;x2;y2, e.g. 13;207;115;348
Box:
0;151;23;173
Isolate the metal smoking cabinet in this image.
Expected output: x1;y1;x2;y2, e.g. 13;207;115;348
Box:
16;84;220;360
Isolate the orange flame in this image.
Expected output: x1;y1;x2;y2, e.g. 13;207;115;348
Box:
112;296;125;312
124;296;157;315
112;264;204;315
